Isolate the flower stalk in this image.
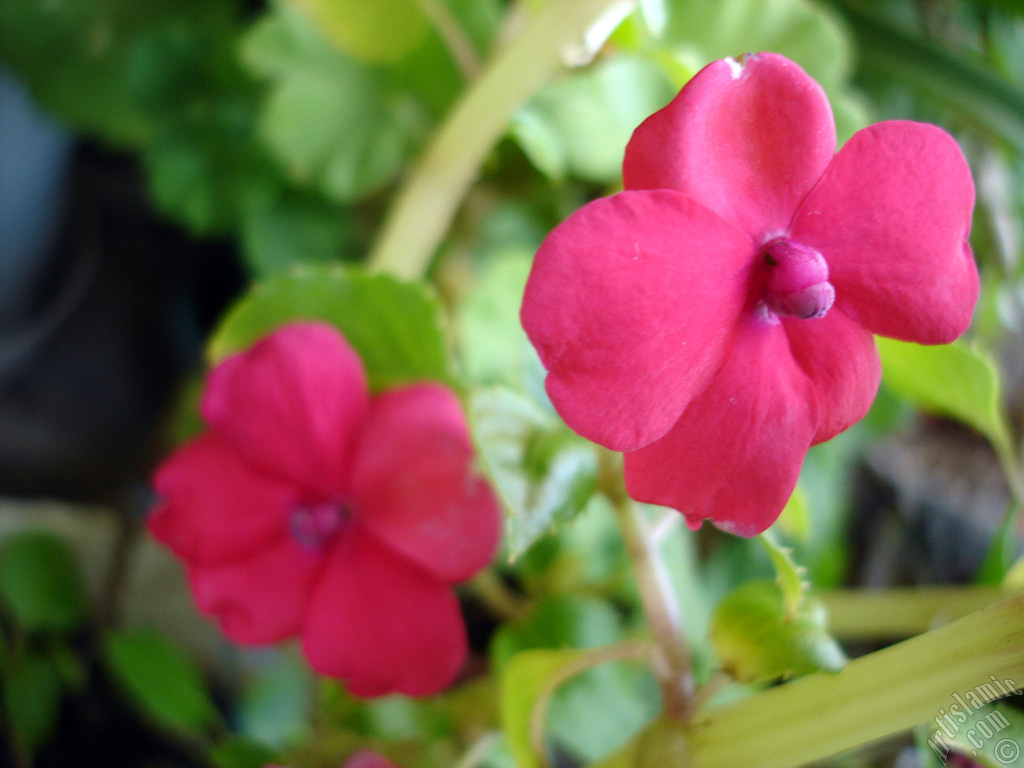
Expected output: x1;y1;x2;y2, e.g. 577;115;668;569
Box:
601;451;695;721
367;0;635;279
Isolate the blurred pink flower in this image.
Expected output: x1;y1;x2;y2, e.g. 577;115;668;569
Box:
521;52;977;535
266;751;400;768
150;322;500;696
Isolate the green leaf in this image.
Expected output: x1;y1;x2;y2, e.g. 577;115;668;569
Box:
208;265;454;392
499;648;599;768
877;337;1014;455
3;651;63;763
237;651;312;748
759;530;809;619
709;580;846;684
0;531;86;634
775;483;810;542
288;0;430;63
209;736;282;768
470;388;599;559
240;187;352;276
242;4;428;203
103;627;220;736
455;249;535;388
513;56;674;183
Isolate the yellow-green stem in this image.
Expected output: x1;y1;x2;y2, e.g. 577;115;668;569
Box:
689;594;1024;768
367;0;634;279
821;586;1010;639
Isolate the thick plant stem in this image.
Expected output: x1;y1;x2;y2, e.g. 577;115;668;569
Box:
603;453;695;720
367;0;633;279
820;586;1010;639
688;593;1024;768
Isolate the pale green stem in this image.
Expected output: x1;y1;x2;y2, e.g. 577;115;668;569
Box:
820;586;1010;639
688;594;1024;768
602;450;694;720
367;0;634;279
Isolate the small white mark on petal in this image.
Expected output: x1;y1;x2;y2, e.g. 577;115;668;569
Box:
724;56;742;79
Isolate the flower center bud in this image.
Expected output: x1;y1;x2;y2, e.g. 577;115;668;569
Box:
762;239;835;320
290;500;347;550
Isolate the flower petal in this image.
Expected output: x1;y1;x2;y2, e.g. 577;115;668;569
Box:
351;384;500;584
202;322;369;497
302;528;467;697
782;310;881;444
790;121;978;344
187;536;322;645
521;189;755;451
623;53;836;242
624;318;817;536
149;433;296;566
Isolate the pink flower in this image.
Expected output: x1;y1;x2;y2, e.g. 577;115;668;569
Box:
266;752;400;768
149;322;501;696
521;53;978;536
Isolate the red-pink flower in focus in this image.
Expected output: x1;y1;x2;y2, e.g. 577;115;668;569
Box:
149;322;501;696
521;53;978;536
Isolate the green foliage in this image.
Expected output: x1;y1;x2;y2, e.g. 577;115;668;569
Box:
493;595;658;763
514;56;675;183
759;531;810;619
237;651;312;748
471;387;599;559
209;736;282;768
709;580;846;683
209;265;454;391
877;337;1014;455
291;0;430;63
3;651;63;764
0;531;86;634
103;627;220;737
242;4;429;204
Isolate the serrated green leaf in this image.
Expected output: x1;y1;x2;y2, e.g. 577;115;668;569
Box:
878;337;1014;455
471;388;598;558
242;5;428;203
289;0;430;63
103;627;219;736
3;651;63;763
208;265;453;391
0;531;86;634
514;56;674;183
710;580;845;684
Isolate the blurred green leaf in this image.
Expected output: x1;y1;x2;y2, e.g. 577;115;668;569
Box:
709;580;845;684
289;0;429;63
208;265;454;391
455;248;535;388
878;337;1014;455
103;627;219;736
240;187;352;276
493;595;657;763
3;651;63;764
513;56;674;183
209;735;282;768
242;4;428;203
237;651;312;748
471;388;599;559
0;531;86;634
775;484;810;542
836;2;1024;150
